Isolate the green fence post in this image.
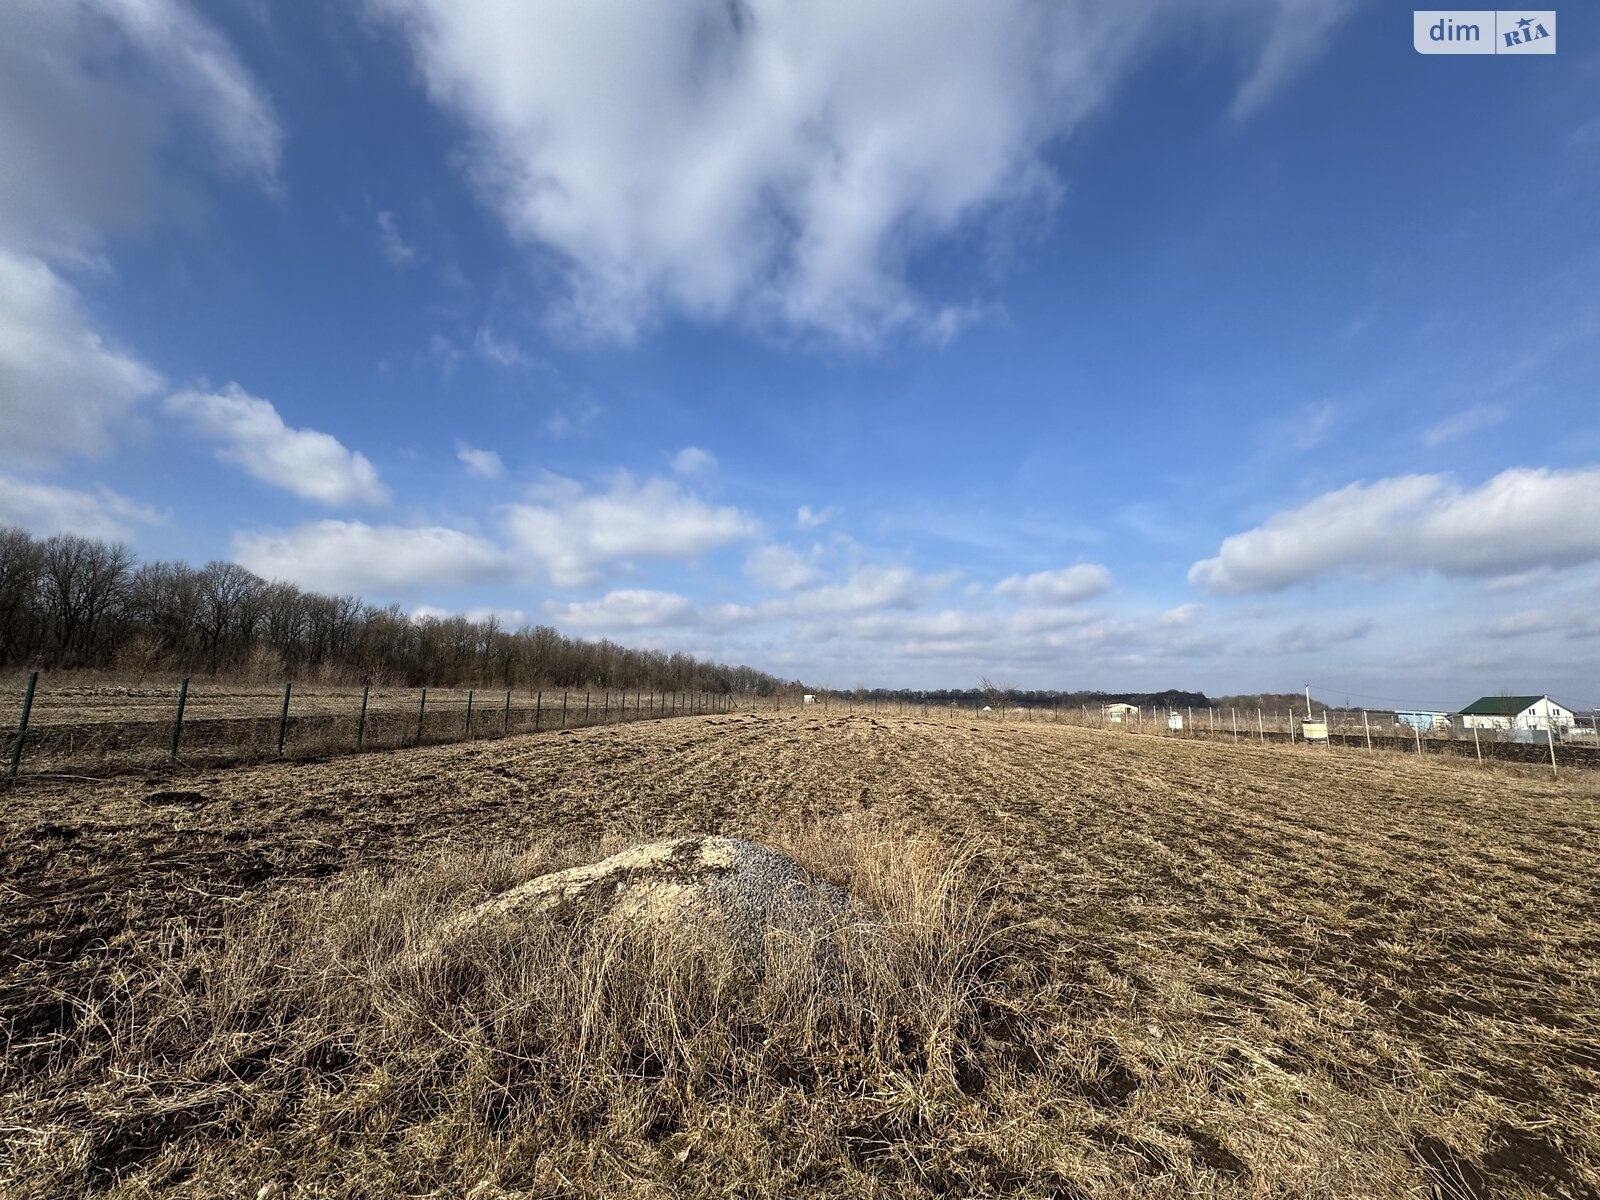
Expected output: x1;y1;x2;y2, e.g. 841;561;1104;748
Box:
168;677;189;762
562;690;568;728
465;689;474;739
277;681;292;755
585;691;591;723
7;670;38;780
534;690;542;731
603;690;610;723
417;687;428;745
356;685;369;750
503;689;512;735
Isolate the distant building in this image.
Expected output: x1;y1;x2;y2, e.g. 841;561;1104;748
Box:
1395;710;1450;733
1103;702;1140;723
802;694;817;705
1460;695;1574;732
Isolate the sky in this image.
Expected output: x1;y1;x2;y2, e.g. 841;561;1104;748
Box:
2;1;1598;709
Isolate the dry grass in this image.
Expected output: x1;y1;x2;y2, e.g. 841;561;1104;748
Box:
3;710;1598;1197
6;822;1032;1197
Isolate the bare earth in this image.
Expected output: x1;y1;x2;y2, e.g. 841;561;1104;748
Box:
3;710;1598;1197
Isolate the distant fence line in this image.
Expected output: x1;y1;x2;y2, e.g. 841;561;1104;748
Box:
3;672;731;781
6;678;1596;781
770;692;1600;774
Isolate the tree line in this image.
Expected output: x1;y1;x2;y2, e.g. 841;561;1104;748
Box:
0;526;804;695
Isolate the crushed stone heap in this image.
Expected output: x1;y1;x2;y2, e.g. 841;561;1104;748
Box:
446;835;852;971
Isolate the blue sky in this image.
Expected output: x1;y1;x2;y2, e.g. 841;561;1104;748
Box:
3;1;1598;707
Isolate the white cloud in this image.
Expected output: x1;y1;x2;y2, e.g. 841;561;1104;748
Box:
456;442;505;479
1270;617;1374;655
473;326;528;368
465;606;526;627
234;520;509;594
1;1;281;260
0;248;164;461
994;563;1112;603
0;3;277;465
546;588;700;630
372;2;1345;344
1484;609;1562;639
745;543;818;590
88;0;283;182
1288;399;1337;451
503;474;760;586
167;384;390;507
0;470;163;540
376;210;416;266
795;565;938;614
1423;403;1507;447
1230;0;1356;121
796;504;836;530
671;446;717;475
1190;467;1600;593
414;603;527;627
1159;602;1202;626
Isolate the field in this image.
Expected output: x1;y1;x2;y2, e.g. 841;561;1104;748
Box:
0;678;715;777
5;678;1597;782
3;710;1598;1197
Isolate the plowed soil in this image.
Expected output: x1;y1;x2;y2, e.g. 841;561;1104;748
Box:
4;710;1598;1198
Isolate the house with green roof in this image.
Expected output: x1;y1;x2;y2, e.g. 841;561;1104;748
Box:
1459;695;1574;732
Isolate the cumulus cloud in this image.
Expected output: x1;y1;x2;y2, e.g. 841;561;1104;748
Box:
794;565;939;614
671;446;717;475
166;385;390;507
546;589;700;630
1190;467;1600;593
0;470;163;540
745;543;819;590
503;475;760;586
234;520;509;594
456;442;505;479
0;2;278;464
994;563;1112;603
0;248;163;462
796;505;836;530
370;2;1348;344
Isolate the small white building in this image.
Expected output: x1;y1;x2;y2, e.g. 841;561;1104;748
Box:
1103;702;1140;723
1459;695;1574;732
802;694;817;705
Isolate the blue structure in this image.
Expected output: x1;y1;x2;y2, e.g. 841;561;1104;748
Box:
1395;711;1449;733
